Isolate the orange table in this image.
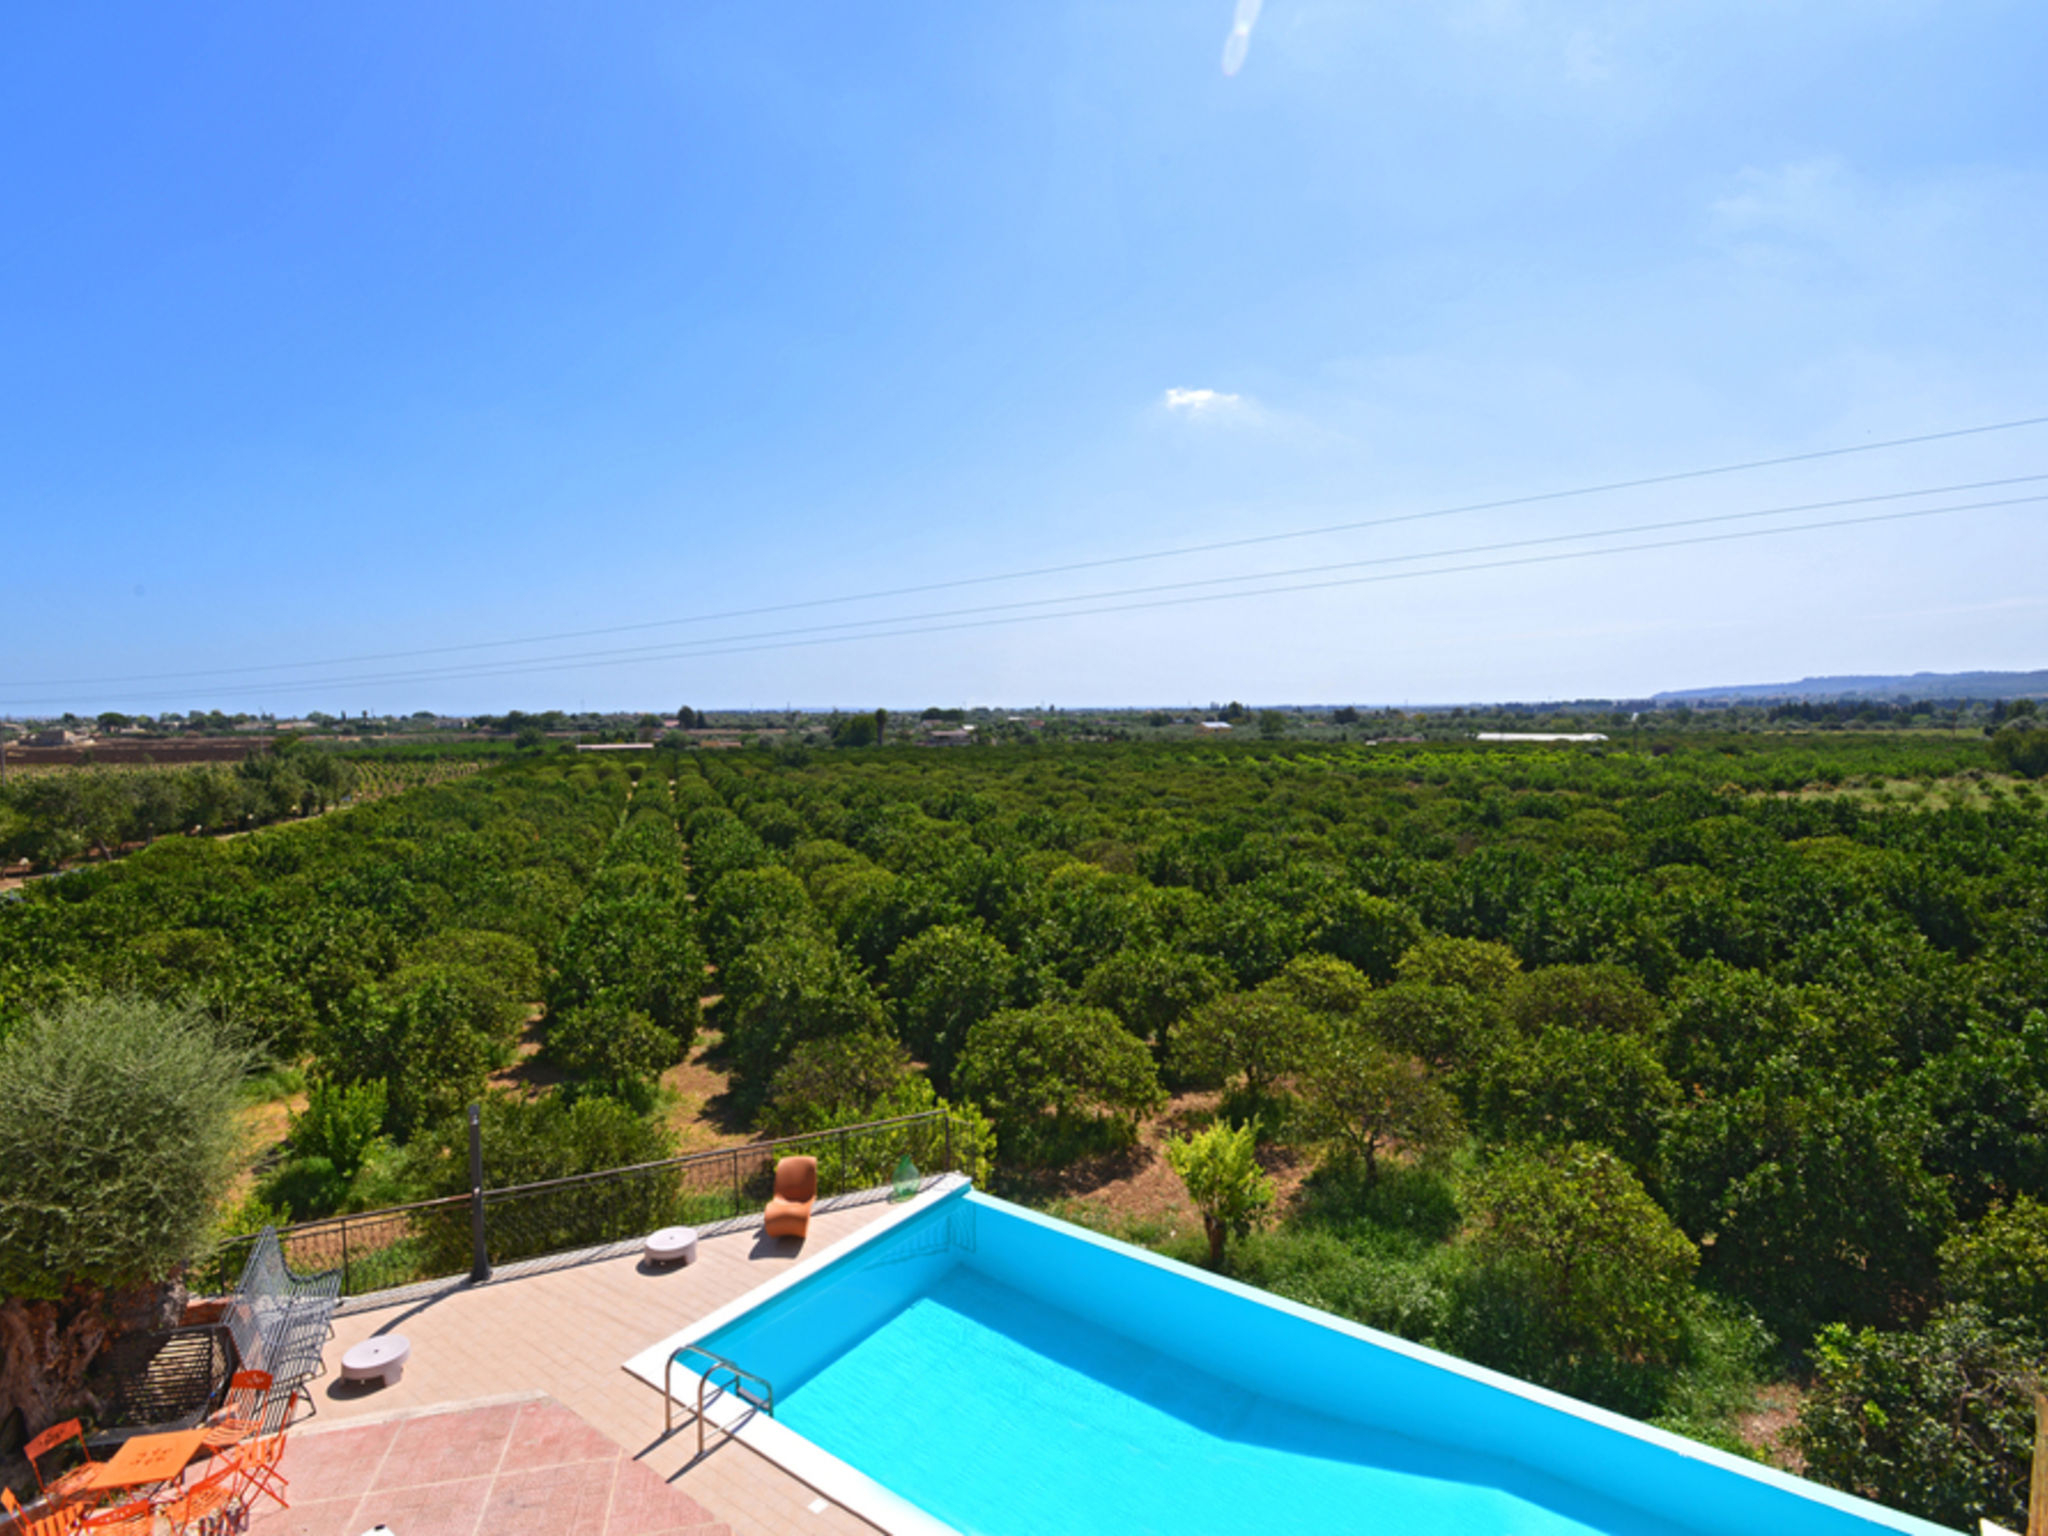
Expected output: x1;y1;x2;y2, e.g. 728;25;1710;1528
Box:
83;1428;208;1495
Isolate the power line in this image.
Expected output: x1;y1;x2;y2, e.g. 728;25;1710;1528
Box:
12;490;2036;708
17;411;2048;691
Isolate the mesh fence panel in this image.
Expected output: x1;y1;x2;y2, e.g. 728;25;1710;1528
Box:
200;1110;960;1299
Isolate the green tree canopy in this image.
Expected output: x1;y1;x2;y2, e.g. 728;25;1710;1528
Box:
1079;944;1229;1050
1293;1021;1461;1183
1169;988;1321;1104
885;923;1016;1087
0;996;249;1299
1466;1142;1699;1363
1396;934;1523;997
1472;1026;1678;1177
956;1003;1164;1165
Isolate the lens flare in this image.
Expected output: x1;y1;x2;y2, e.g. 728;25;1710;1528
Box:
1222;0;1262;75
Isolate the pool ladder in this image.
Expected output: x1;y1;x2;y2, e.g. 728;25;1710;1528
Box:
667;1344;777;1455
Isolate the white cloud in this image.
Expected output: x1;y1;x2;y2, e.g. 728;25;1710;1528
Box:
1163;387;1245;415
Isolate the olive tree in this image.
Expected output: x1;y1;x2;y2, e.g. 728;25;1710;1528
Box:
0;995;249;1299
0;997;250;1446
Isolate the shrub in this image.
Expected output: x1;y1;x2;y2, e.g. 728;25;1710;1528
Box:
1794;1305;2038;1531
1939;1194;2048;1334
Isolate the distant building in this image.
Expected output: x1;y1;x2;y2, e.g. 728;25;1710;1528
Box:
1199;721;1233;732
573;741;657;752
24;728;83;747
1474;732;1609;743
923;729;975;747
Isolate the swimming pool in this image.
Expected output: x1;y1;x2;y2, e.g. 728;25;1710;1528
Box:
628;1181;1960;1536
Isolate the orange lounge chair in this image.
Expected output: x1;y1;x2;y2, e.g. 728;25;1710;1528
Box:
763;1156;816;1239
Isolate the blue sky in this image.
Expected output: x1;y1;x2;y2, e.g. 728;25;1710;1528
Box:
4;1;2044;714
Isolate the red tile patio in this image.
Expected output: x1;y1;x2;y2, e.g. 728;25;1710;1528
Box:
246;1396;729;1536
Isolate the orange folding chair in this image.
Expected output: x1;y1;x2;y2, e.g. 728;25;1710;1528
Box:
78;1500;153;1534
1;1486;84;1536
199;1368;274;1451
157;1462;242;1536
229;1431;290;1514
23;1420;100;1505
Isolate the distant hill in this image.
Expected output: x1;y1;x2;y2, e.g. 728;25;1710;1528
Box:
1656;670;2048;704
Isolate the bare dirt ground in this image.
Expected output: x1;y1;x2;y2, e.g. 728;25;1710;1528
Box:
1738;1382;1806;1469
661;1025;752;1153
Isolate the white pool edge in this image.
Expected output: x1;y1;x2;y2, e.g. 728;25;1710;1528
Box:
621;1175;969;1536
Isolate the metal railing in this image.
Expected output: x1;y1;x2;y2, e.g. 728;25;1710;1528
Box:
666;1343;775;1452
198;1109;963;1300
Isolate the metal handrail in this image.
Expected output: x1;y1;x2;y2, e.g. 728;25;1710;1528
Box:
665;1344;776;1454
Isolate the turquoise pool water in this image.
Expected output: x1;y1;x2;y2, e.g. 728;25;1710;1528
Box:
693;1189;1955;1536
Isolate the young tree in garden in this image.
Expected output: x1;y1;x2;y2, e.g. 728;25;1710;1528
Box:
265;1079;392;1217
1293;1020;1461;1183
1466;1143;1699;1363
956;1003;1164;1165
1166;1121;1275;1268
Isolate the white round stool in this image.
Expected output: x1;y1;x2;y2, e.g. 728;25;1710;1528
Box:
340;1334;410;1387
644;1226;700;1267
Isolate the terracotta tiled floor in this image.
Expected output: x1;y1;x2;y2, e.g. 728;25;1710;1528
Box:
276;1198;899;1536
245;1396;728;1536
